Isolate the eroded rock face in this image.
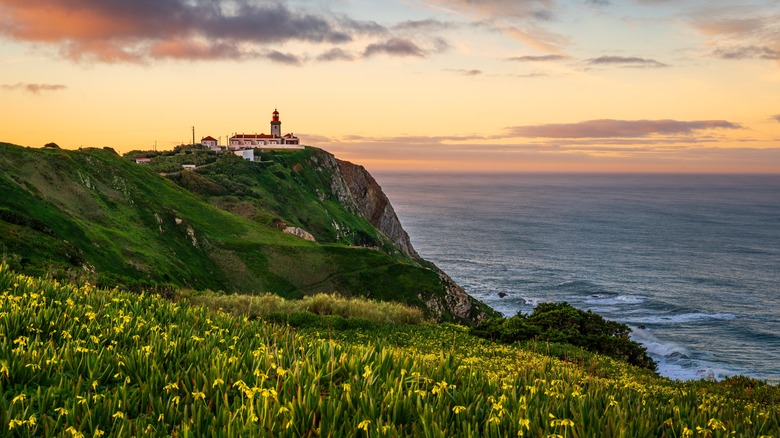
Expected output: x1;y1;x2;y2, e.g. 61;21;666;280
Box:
324;154;494;323
439;272;486;322
334;159;419;259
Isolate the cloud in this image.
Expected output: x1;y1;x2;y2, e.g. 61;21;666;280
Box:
427;0;556;20
364;38;426;58
264;51;303;66
772;115;780;123
423;0;569;53
585;56;669;68
447;69;483;76
0;0;374;63
393;19;455;31
316;48;356;62
313;132;780;173
503;26;570;54
506;119;742;138
692;17;766;36
688;10;780;63
511;72;550;78
713;46;780;60
507;54;568;62
1;82;67;94
147;39;245;61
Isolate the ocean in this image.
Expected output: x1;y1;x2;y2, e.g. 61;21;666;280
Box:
375;173;780;382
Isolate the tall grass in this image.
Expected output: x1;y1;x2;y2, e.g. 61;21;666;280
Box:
1;264;778;437
185;291;427;325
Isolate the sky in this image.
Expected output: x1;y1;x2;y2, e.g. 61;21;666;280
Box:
1;0;779;173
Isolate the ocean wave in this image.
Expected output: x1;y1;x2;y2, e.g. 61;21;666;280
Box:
522;297;544;307
631;329;742;381
656;361;741;382
583;294;646;306
630;329;689;358
624;312;736;325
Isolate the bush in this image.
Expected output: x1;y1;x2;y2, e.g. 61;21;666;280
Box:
471;302;657;372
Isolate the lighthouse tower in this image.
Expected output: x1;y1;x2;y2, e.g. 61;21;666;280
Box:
270;109;281;137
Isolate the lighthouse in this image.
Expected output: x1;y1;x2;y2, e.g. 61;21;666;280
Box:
270;109;281;137
223;109;300;149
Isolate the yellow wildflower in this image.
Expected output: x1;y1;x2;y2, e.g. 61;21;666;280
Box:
66;426;84;438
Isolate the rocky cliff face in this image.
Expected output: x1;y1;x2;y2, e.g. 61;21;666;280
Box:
325;154;494;323
335;159;419;259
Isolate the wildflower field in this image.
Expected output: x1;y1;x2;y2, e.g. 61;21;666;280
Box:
1;264;778;437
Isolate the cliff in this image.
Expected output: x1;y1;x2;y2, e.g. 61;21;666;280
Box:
332;158;491;322
334;159;419;259
0;142;495;323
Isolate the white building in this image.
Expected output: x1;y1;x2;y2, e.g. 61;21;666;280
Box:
228;110;302;149
234;149;255;162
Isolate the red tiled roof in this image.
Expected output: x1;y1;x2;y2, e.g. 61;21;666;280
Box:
231;133;276;139
201;136;217;142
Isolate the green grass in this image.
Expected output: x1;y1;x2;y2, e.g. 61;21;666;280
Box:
0;142;483;322
1;265;778;437
185;290;427;325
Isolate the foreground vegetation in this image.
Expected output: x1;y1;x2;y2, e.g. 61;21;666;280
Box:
472;303;657;372
186;290;427;325
1;265;779;437
0;142;492;323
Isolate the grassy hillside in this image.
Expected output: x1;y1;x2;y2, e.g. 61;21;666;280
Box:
0;142;488;322
143;146;400;252
1;266;778;437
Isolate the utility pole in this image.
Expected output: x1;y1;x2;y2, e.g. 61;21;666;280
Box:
192;126;195;146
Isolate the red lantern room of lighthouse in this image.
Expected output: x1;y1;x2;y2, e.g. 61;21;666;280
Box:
270;109;281;137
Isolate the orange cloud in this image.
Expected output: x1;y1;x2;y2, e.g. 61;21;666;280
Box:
506;119;742;138
1;82;67;94
0;0;364;62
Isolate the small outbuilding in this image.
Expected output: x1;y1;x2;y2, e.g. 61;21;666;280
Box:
234;149;255;162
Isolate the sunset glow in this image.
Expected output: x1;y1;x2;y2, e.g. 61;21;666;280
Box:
1;0;779;173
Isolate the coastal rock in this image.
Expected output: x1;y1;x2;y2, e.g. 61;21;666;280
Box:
283;226;316;242
439;272;491;322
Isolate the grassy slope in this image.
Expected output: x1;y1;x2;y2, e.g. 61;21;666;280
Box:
1;267;778;437
156;147;401;253
0;143;454;319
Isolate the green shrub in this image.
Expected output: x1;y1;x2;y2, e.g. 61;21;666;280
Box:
471;302;657;371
